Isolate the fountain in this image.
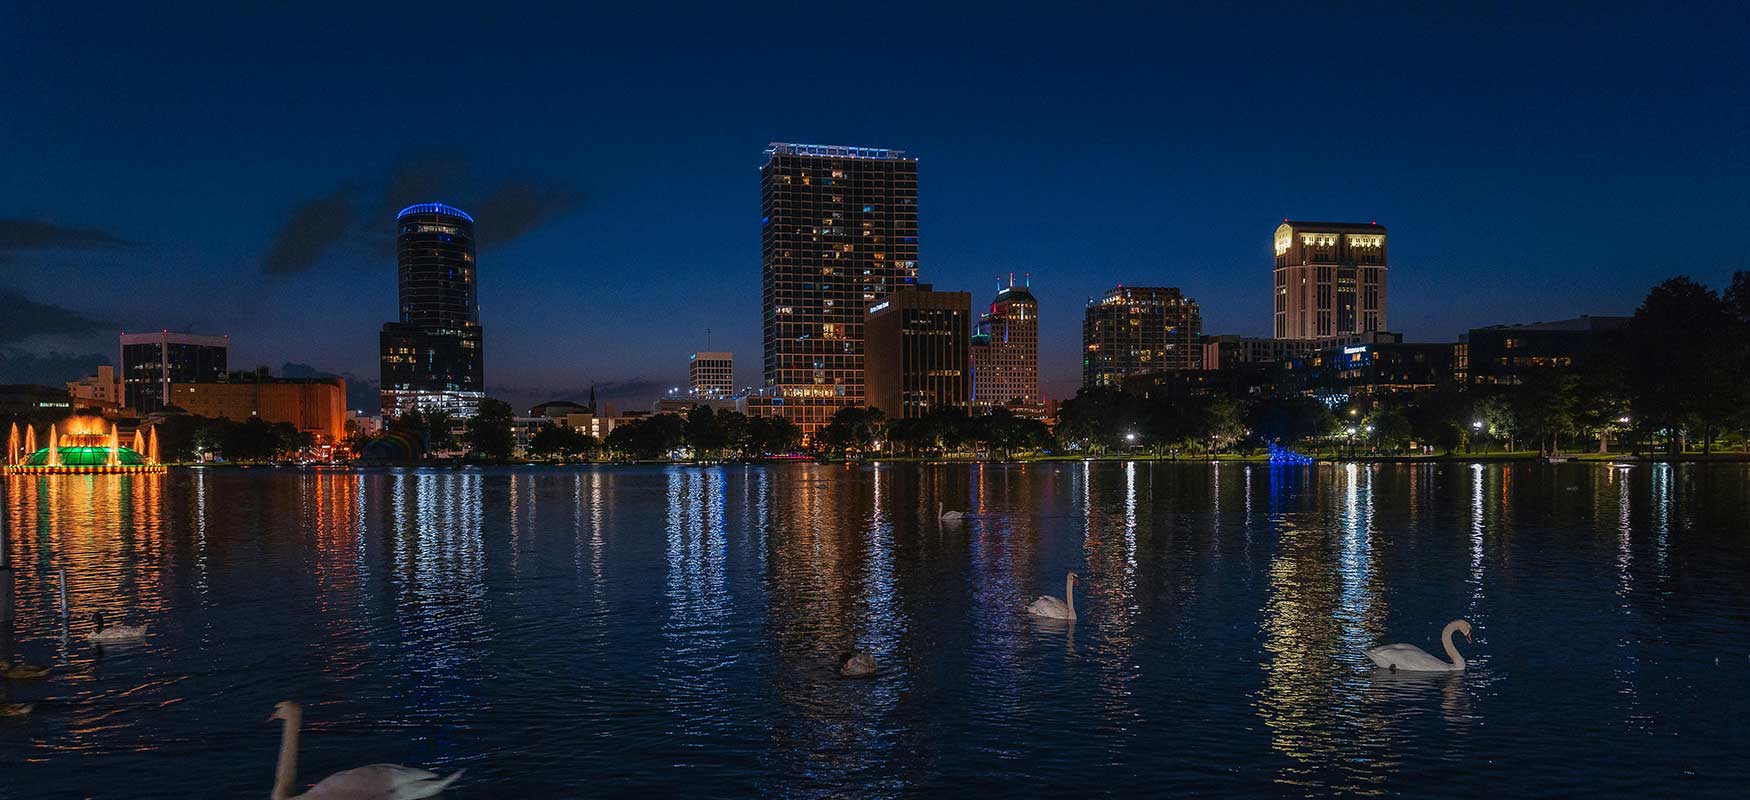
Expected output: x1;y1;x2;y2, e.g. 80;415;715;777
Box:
2;416;166;475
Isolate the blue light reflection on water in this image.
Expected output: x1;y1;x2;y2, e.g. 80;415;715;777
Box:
1;463;1749;797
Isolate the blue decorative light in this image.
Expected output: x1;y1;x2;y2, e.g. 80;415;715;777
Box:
1267;442;1315;465
397;202;475;223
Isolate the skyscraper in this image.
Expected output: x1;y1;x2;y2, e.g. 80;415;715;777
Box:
1082;286;1202;387
864;284;971;419
689;352;733;398
971;277;1040;408
119;331;229;412
1273;220;1388;339
379;202;485;417
760;142;920;435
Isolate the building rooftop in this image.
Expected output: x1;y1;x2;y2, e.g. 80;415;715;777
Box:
397;202;475;223
1280;219;1387;232
1473;315;1629;333
765;142;912;161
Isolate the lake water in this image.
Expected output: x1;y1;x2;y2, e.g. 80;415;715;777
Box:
2;463;1748;798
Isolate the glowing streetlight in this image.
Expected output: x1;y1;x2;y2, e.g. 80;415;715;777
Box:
1125;433;1138;443
1472;420;1484;430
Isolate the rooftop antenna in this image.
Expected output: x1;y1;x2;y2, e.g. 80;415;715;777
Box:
706;327;712;351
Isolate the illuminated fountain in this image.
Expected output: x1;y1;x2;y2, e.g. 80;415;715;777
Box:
3;416;166;475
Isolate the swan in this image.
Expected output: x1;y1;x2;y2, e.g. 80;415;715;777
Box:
270;701;463;799
87;612;148;643
1366;619;1474;672
1026;572;1081;620
937;502;965;522
839;652;877;678
0;702;32;717
1;661;51;680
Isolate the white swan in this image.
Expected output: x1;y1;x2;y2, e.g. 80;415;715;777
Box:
1366;619;1473;672
839;652;877;678
1026;572;1080;620
937;502;965;522
87;612;148;643
270;701;463;800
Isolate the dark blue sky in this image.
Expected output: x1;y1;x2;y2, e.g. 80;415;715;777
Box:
3;3;1745;409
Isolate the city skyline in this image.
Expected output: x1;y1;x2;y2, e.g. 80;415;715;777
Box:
3;5;1745;410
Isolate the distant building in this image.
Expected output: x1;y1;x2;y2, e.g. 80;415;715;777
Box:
971;278;1040;407
864;284;972;419
1200;332;1389;371
761;142;920;435
67;365;125;412
169;374;348;442
1273;220;1388;340
120;331;229;412
1082;286;1202;387
1283;339;1457;399
1464;316;1628;384
380;202;485;419
689;352;733;398
0;384;75;420
529;399;589;420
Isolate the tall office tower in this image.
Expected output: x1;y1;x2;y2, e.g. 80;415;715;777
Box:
689;352;734;398
760;142;920;435
864;284;971;420
970;277;1040;407
119;331;229;412
1273;220;1388;339
379;202;486;418
1082;286;1202;387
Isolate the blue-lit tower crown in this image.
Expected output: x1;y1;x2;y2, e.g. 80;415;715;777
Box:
396;203;478;327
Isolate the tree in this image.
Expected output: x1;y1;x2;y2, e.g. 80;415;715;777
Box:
528;425;597;460
465;398;516;459
684;405;728;458
745;415;801;457
1625;277;1738;455
817;406;885;458
605;413;685;460
1200;397;1247;454
1246;396;1333;451
1054;386;1139;453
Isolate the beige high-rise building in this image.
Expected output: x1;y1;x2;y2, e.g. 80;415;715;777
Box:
1273;220;1388;340
971;278;1040;407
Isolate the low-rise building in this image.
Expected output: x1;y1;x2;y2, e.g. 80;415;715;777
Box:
169;375;347;442
1463;316;1627;385
67;365;126;412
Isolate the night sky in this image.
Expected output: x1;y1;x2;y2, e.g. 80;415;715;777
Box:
3;3;1745;410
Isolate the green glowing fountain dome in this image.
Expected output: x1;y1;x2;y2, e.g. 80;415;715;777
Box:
23;445;149;467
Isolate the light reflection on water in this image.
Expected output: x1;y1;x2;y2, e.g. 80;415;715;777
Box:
2;463;1749;797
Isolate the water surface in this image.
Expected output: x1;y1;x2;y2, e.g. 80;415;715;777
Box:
2;463;1748;797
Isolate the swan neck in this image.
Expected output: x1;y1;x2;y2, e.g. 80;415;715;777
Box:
1441;621;1466;669
1065;574;1075;616
272;708;300;800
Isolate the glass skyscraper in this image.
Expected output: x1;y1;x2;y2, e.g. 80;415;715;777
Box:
759;143;920;436
379;202;485;418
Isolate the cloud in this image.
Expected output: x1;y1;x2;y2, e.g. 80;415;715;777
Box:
261;188;356;275
0;219;131;266
0;288;113;346
261;157;584;274
0;219;130;251
474;181;583;246
0;348;109;386
592;378;663;399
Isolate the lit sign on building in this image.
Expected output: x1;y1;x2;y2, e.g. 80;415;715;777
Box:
868;301;890;314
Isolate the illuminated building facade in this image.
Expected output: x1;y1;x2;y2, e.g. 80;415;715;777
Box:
67;365;125;412
1273;220;1388;340
1082;286;1202;387
169;375;348;442
689;352;733;398
970;278;1040;407
379;203;485;418
760;142;920;434
864;284;971;419
120;331;229;412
